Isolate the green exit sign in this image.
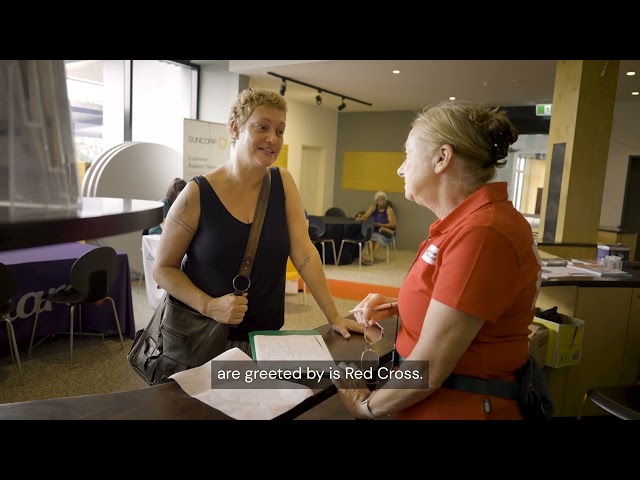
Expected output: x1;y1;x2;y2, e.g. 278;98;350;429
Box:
536;104;552;116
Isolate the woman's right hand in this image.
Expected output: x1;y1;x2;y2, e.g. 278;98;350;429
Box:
204;293;249;325
353;293;397;325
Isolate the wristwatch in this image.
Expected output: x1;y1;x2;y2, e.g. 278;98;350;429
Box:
359;391;376;419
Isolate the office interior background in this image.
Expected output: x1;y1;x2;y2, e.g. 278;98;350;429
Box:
64;59;640;256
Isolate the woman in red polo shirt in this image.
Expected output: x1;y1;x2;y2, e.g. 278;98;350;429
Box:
332;100;542;420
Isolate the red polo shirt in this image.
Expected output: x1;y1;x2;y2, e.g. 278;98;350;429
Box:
395;182;541;420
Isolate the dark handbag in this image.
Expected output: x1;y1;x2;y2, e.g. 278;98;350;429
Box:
127;169;272;386
128;294;230;385
442;354;554;420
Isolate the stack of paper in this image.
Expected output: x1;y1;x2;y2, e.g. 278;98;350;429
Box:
567;264;632;277
169;348;314;420
540;266;595;279
541;259;568;267
250;330;336;377
250;330;334;362
541;262;632;279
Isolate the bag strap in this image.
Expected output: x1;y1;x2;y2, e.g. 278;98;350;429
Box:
443;373;519;400
236;168;271;282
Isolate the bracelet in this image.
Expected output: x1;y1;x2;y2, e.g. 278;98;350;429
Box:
359;391;376;419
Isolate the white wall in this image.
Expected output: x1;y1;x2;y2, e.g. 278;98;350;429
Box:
600;102;640;227
198;63;248;124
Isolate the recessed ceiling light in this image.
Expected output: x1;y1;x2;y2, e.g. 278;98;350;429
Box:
449;96;456;101
632;91;639;96
626;71;636;76
392;70;400;74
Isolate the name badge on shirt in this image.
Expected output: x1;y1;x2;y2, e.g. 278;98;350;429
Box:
422;244;439;265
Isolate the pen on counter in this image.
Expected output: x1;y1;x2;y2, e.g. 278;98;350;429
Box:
349;302;398;314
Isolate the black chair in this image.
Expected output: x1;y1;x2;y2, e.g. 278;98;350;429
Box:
379;230;397;263
0;262;24;383
380;201;397;262
308;215;337;266
337;218;374;269
325;207;346;217
577;381;640;420
28;246;125;365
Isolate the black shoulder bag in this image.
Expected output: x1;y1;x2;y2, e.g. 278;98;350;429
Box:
443;354;554;420
127;169;272;386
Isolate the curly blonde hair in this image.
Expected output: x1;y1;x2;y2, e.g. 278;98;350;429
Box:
227;88;288;145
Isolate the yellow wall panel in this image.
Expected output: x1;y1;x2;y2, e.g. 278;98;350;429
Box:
273;144;288;169
342;152;405;192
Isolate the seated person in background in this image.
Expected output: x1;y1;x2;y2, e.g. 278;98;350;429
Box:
147;177;187;235
355;190;397;265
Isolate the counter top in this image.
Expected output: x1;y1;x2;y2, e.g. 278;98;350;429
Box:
537;242;598;247
541;268;640;288
0;197;163;251
0;317;398;420
599;225;635;234
538;248;640;287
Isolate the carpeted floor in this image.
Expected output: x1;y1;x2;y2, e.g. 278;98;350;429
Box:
0;250;414;419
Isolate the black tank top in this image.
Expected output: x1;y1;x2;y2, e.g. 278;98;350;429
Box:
182;166;290;341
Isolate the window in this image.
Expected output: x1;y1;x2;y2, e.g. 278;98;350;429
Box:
64;60;198;188
131;60;198;154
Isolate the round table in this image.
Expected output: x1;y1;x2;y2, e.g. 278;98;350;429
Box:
0;197;163;251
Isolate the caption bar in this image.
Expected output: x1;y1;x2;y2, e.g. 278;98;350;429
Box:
208;360;429;389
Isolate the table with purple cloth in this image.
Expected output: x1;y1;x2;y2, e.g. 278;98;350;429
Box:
0;242;134;356
316;216;363;265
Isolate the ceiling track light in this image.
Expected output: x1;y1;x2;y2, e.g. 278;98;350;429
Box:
268;71;372;109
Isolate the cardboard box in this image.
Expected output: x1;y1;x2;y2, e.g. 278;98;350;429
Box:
528;323;549;367
597;243;630;265
533;311;584;368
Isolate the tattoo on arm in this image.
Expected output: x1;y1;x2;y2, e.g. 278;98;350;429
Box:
169;197;196;235
296;255;310;273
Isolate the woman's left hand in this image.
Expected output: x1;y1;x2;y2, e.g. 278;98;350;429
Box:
331;361;374;419
331;316;364;339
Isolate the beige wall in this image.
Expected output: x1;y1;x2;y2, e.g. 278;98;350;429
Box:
198;65;340;217
279;100;339;216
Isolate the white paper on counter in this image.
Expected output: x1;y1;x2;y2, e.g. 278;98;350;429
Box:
169;348;314;420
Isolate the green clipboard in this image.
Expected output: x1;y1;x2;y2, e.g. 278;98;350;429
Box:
249;329;321;361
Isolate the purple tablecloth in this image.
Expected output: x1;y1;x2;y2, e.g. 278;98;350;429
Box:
0;242;135;356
